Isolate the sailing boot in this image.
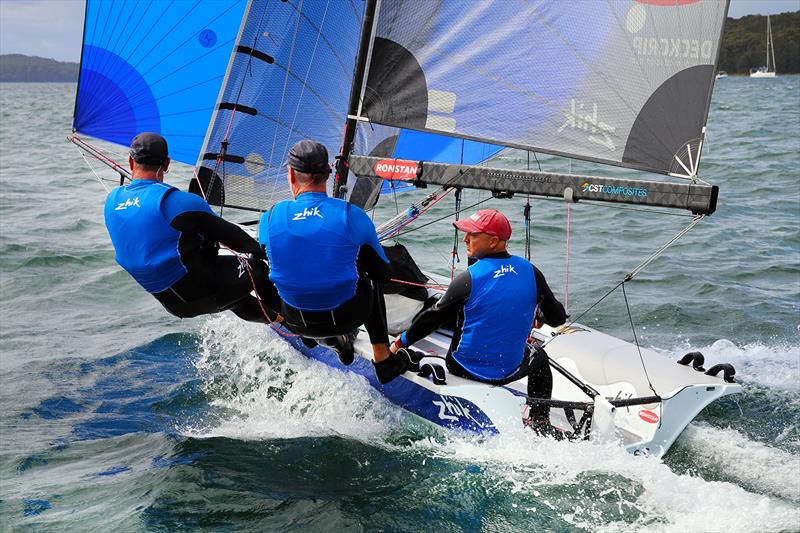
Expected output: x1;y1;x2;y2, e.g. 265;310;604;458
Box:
373;348;424;384
323;331;356;366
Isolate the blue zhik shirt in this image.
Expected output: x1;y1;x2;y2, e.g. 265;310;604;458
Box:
259;192;389;311
104;179;216;293
453;256;538;380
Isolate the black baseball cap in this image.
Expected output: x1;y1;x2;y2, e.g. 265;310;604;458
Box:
287;139;331;174
130;132;169;166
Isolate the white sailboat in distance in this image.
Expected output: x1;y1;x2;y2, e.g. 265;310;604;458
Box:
750;15;777;78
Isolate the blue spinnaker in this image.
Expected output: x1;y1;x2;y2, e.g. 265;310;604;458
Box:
73;0;248;164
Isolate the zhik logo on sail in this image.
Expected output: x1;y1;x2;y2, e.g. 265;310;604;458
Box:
493;264;517;278
115;197;140;210
292;207;323;220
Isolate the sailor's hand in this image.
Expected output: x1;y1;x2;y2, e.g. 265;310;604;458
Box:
250;244;267;261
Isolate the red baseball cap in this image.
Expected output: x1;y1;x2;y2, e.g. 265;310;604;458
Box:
453;209;512;240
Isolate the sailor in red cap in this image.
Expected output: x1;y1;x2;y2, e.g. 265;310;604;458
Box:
391;209;568;437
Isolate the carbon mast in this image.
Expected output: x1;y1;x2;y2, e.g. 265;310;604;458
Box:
333;0;379;199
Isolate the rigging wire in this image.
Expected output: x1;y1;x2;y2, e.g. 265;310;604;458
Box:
391;195;494;240
565;201;571;309
627;215;705;280
74;143;112;193
524;197;532;261
449;140;467;279
524;150;532;261
538;213;707;354
622;282;659;398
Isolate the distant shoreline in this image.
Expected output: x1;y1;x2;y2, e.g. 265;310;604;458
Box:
0;54;78;82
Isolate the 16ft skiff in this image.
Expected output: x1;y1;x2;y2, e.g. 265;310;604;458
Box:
69;0;741;456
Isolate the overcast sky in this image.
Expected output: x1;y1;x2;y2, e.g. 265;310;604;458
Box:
0;0;798;63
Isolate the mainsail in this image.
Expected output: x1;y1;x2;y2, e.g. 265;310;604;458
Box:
355;0;729;177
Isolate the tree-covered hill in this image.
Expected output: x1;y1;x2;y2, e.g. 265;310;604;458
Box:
0;55;78;82
719;11;800;74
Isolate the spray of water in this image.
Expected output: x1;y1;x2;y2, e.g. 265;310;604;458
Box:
188;315;800;531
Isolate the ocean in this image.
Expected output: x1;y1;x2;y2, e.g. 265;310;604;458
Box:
0;78;798;532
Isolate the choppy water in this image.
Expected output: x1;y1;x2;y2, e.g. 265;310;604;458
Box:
1;78;798;532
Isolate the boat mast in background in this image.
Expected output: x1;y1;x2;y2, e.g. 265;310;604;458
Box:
750;15;777;78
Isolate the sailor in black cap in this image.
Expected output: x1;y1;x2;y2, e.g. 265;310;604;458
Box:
104;132;281;323
258;140;408;382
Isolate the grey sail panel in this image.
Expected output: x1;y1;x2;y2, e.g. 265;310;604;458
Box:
348;155;718;215
194;0;364;211
359;0;728;176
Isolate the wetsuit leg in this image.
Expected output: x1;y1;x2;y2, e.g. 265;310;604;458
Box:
362;280;389;345
214;256;281;323
153;256;280;323
526;347;553;420
279;276;385;340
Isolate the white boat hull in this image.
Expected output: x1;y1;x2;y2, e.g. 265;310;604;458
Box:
282;291;741;457
232;227;741;455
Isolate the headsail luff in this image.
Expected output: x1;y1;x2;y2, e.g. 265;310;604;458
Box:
354;0;730;178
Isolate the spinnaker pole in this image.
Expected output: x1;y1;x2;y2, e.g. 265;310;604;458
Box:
333;0;378;199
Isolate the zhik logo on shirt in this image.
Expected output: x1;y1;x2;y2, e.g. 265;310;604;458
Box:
115;197;141;210
493;264;517;278
292;207;323;221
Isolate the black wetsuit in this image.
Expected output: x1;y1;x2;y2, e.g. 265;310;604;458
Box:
267;245;391;343
258;193;391;344
151;208;279;323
